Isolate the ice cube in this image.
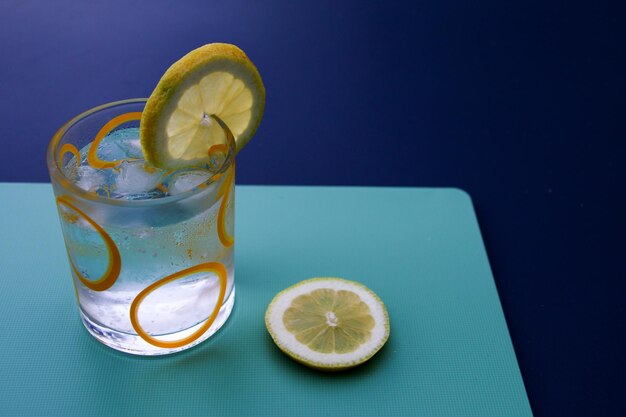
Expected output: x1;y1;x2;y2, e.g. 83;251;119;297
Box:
73;165;106;193
122;138;144;159
167;169;214;195
110;160;165;199
95;128;142;161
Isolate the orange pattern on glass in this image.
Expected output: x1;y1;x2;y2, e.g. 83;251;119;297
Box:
57;195;122;291
154;169;175;194
87;112;142;169
205;117;235;247
129;262;228;348
58;143;81;171
217;165;235;247
208;143;227;161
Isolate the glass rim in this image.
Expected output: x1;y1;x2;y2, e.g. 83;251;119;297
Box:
46;98;236;207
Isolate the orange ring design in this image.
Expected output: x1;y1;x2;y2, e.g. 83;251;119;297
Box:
57;195;122;291
154;169;175;194
217;164;235;247
155;182;168;193
208;143;228;162
208;144;227;154
87;112;142;169
58;143;81;171
129;262;228;349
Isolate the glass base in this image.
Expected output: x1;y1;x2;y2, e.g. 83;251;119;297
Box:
80;287;235;356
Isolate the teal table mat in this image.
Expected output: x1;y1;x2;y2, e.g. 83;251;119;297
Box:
0;183;532;417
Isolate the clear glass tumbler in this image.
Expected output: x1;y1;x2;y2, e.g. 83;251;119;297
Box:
46;99;236;355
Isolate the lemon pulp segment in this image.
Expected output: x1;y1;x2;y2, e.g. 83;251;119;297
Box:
283;288;376;354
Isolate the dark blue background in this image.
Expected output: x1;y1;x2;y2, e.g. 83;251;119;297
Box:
1;1;624;415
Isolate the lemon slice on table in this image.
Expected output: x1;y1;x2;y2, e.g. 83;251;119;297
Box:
141;43;265;169
265;278;390;371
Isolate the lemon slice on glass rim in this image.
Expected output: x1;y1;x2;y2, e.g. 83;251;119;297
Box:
265;278;390;371
140;43;265;169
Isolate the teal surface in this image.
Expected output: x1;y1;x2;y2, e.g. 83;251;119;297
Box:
0;183;532;417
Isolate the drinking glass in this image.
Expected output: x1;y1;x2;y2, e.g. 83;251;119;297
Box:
46;99;236;355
